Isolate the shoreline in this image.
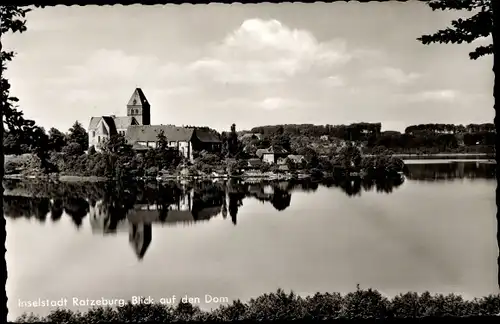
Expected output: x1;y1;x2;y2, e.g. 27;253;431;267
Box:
2;173;303;182
3;154;495;183
365;153;494;158
3;174;109;182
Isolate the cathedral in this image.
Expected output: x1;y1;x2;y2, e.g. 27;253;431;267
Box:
87;88;221;161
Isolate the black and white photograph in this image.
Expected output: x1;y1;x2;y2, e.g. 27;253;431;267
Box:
2;1;498;322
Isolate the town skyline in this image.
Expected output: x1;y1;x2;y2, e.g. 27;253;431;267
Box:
3;3;494;134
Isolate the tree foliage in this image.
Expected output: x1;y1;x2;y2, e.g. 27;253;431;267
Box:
48;127;67;152
1;6;33;133
417;0;493;60
221;123;243;158
67;121;88;150
15;288;500;322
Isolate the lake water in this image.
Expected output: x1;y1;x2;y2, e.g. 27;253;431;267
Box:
4;160;498;320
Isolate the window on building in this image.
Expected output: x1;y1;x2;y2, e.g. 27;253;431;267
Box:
98;136;100;143
92;131;95;137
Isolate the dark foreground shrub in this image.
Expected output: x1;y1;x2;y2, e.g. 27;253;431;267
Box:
15;288;500;322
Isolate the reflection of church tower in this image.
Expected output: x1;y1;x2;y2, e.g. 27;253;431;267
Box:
127;88;151;125
129;223;152;260
222;187;228;219
228;193;238;225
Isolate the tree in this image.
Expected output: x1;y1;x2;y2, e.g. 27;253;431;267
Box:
334;143;362;171
67;121;88;150
227;123;242;158
62;142;84;157
271;133;291;152
48;127;67;152
31;126;54;173
1;6;38;178
417;0;494;60
103;133;132;155
3;131;23;154
156;129;168;150
1;6;33;133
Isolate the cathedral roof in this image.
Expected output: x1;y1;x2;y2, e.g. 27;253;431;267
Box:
113;116;138;129
126;125;195;143
88;116;138;131
127;88;149;106
88;117;102;130
101;116;118;135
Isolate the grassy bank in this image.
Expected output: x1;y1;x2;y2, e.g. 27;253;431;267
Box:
15;288;500;322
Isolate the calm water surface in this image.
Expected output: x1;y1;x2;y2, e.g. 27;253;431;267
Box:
5;161;498;320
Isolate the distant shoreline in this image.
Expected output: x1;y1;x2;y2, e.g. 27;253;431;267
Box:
364;153;494;158
3;153;495;183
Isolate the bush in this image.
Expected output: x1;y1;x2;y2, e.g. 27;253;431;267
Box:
62;142;84;156
16;288;500;322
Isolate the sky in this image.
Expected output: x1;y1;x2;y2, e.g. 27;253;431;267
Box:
3;2;494;133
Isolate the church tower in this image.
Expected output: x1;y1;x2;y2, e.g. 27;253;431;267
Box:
127;88;151;125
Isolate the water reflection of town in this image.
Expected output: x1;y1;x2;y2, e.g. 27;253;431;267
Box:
4;177;403;257
3;161;496;261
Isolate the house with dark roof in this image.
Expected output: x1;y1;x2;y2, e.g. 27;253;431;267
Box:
125;125;221;161
256;146;289;164
190;127;222;152
126;125;194;158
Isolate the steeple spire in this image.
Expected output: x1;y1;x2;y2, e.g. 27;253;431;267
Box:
127;88;150;125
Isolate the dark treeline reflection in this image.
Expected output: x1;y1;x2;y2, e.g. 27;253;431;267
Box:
4;176;406;259
5;161;495;260
404;161;496;181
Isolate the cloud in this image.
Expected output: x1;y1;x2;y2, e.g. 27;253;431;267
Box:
46;19;354;111
410;90;458;102
363;67;420;85
48;49;163;87
213;96;311;111
258;97;302;110
189;18;351;84
321;75;345;87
